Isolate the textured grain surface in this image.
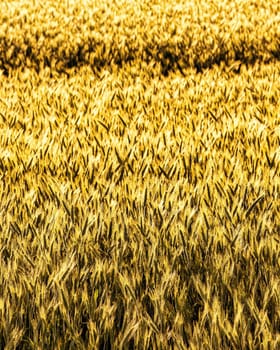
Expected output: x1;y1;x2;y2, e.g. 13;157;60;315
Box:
0;1;280;349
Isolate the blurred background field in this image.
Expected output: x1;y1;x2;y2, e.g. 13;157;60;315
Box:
0;1;280;349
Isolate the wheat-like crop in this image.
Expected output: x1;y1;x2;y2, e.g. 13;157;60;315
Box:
0;0;280;349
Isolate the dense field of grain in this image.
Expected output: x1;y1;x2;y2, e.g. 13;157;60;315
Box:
0;0;280;349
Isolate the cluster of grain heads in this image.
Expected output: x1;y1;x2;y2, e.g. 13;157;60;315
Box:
0;0;280;76
0;4;280;345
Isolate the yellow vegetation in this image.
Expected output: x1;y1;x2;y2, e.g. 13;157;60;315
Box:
0;0;280;349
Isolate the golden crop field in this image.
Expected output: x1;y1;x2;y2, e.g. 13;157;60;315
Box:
0;0;280;349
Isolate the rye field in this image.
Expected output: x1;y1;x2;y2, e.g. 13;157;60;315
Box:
0;0;280;349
